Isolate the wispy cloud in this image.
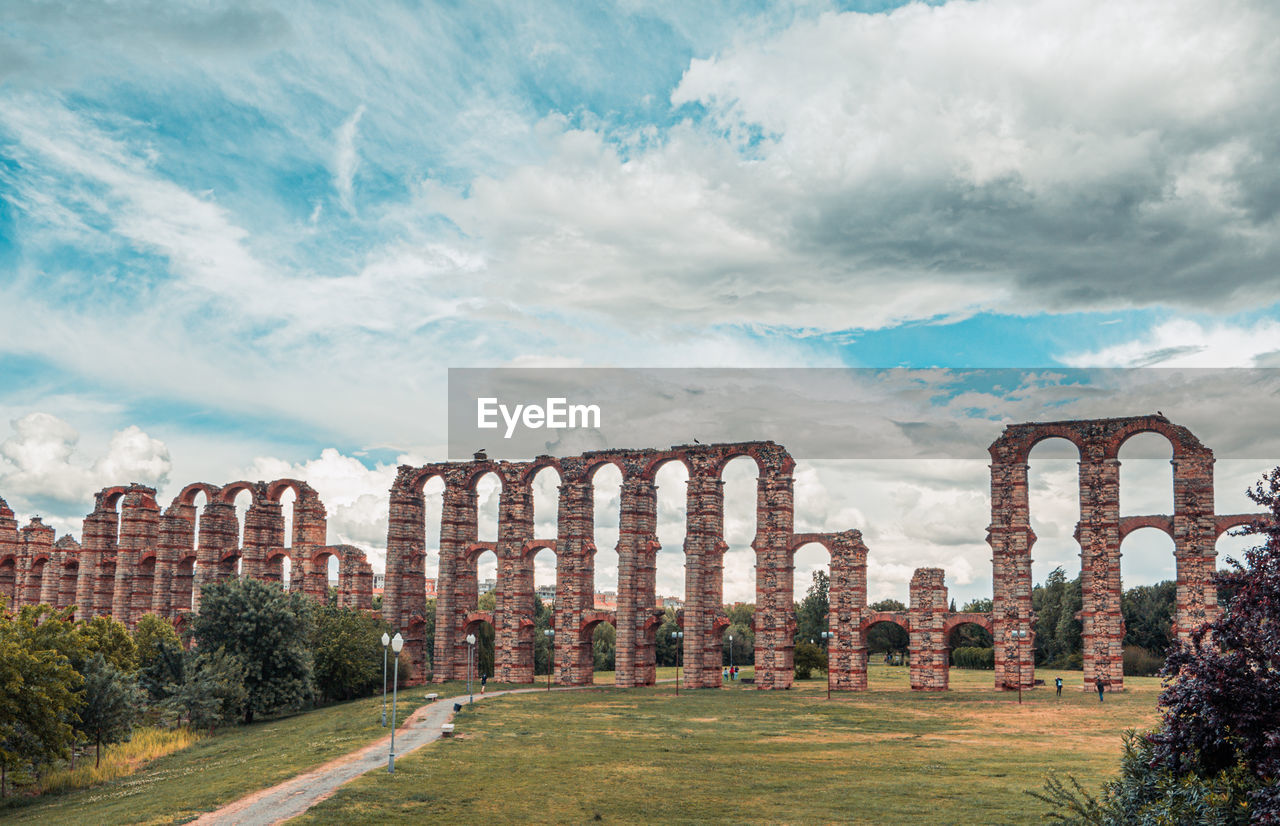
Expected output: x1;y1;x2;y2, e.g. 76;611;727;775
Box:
333;104;366;214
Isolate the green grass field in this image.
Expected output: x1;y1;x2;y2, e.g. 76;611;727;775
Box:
4;666;1158;825
293;665;1161;825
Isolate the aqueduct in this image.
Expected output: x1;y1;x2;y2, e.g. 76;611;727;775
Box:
0;415;1268;692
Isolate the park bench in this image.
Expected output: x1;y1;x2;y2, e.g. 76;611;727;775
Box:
426;692;439;701
441;723;455;737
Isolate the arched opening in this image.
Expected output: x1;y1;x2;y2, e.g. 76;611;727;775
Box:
175;556;197;612
1027;437;1083;589
863;618;911;685
134;555;156;619
422;475;445;599
473;549;498;610
582;617;616;681
1116;529;1176;677
530;546;556;676
1118;432;1175;517
1216;527;1257;610
232;488;254;575
722;455;759;607
263;551;290;587
465;616;496;683
0;557;16;607
24;557;47;605
792;542;830;676
946;620;994;671
475;472;500;543
278;486;296;552
1119;526;1176;588
590;463;622;603
653;460;689;611
58;559;78;612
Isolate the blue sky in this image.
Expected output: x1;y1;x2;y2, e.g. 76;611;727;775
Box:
1;0;1278;603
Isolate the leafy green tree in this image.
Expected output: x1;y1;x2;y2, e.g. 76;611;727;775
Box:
139;636;186;704
866;599;909;655
422;597;436;674
312;606;389;702
80;615;138;672
794;640;827;680
188;578;315;723
78;653;143;767
794;571;829;644
962;597;993;613
655;607;681;667
592;622;616;672
1121;581;1175;655
0;606;81;796
723;605;753;668
133;613;180;671
531;596;552;677
1032;568;1082;667
163;646;248;732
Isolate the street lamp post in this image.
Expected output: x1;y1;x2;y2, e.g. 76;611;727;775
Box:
543;628;554;690
821;630;834;700
387;632;404;772
671;630;684;695
728;633;733;682
380;632;390;726
466;633;476;704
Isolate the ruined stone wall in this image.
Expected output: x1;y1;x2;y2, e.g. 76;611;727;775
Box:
909;568;948;691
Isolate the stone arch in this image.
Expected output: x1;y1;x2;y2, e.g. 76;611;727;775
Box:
0;554;16;607
57;556;79;613
265;478;314;504
942;612;993;638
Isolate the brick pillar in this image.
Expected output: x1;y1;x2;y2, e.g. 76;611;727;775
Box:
385;469;427;678
80;492;120;618
753;471;795;690
21;518;55;606
615;474;659;688
194;499;237;611
909;568;948;691
54;536;80;611
1172;450;1217;643
988;457;1036;690
830;530;869;690
1079;452;1123;692
155;504;192;618
241;496;282;582
495;470;535;683
336;547;374;610
435;479;478;682
161;502;197;616
555;464;595;686
0;497;18;609
683;468;725;689
113;485;159;628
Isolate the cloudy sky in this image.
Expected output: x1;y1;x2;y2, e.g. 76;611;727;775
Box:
2;0;1278;607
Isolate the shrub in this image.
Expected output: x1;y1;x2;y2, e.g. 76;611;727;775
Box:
793;641;827;680
1121;646;1163;677
951;646;994;670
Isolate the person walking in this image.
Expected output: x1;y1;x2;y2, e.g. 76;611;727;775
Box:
1096;678;1106;702
481;673;488;695
1055;676;1063;698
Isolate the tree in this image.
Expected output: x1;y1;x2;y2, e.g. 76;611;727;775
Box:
1035;468;1280;822
592;622;616;672
723;603;754;667
139;636;186;704
188;578;315;723
80;615;138;672
655;607;680;667
794;570;830;645
474;591;496;679
312;605;389;702
0;605;81;796
78;653;143;768
794;640;827;680
1121;581;1175;655
133;613;180;671
1032;568;1082;667
163;646;248;732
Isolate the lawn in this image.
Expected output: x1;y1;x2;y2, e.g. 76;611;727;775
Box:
292;665;1161;825
1;680;525;825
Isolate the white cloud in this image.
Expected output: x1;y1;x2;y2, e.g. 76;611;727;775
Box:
1061;319;1280;368
333;104;366;213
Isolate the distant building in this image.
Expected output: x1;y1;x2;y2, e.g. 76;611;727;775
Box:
661;596;684;610
536;583;556;605
425;577;437;599
594;590;617;610
373;573;385;595
479;577;496;594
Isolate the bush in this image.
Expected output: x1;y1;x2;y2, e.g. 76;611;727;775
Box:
1121;646;1163;677
951;646;994;670
794;641;827;679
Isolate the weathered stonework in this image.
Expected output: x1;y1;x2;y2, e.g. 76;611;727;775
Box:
0;415;1266;696
0;479;373;628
